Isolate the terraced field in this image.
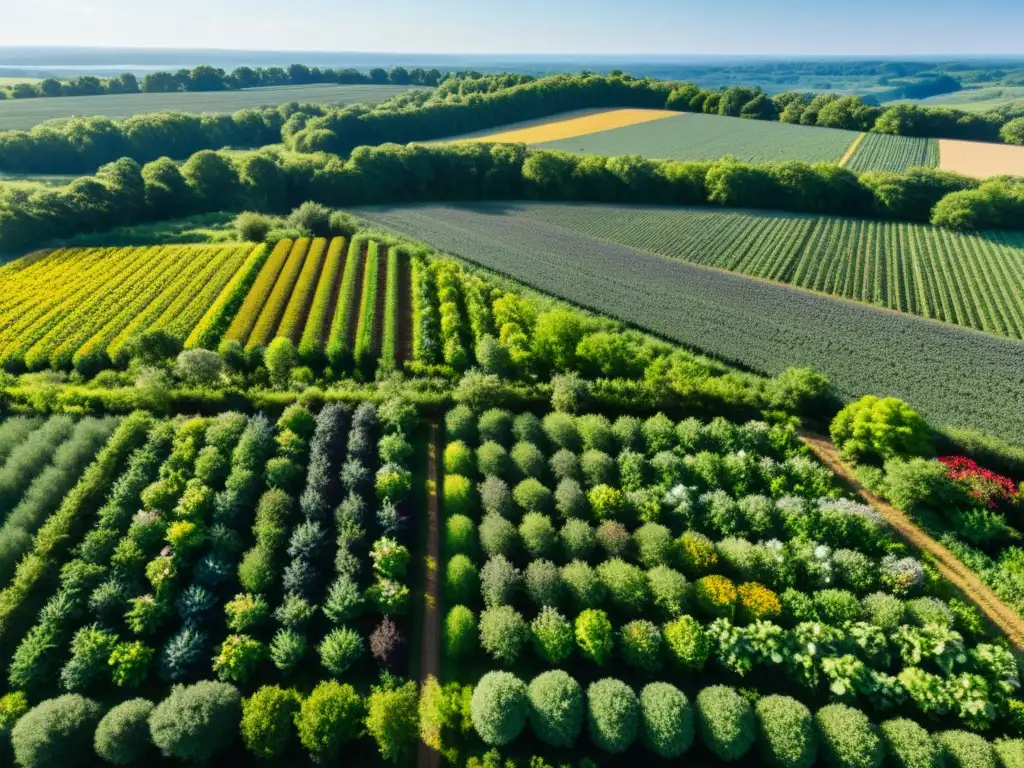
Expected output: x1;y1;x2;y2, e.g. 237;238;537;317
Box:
843;133;940;172
357;202;1024;444
534;112;861;164
475;201;1024;340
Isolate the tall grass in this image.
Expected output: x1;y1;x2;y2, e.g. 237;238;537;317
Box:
0;417;43;465
0;415;76;513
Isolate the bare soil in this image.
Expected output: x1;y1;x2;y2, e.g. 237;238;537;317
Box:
416;423;442;768
396;252;412;365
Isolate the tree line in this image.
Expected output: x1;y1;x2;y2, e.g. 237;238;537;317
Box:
2;141;1022;254
0;64;447;101
1;73;1023;178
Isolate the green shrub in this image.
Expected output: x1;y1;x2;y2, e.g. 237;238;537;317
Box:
444;441;475;477
549;449;580;481
445;514;476;556
11;695;101;768
94;698;155;766
830;395;932;462
694;574;737;620
560;519;596;560
581;450;616;488
587;678;640;754
471;671;528;746
695;686;756;762
445;405;476;443
478;442;512;479
295;681;363;763
640;682;694;758
365;679;419;763
994;739;1024;768
225;592;270;633
528;671;584;748
513;478;553;514
906;596;954;628
269;628;307;672
520;513;557;558
648;565;689;619
633;523;674;568
240;686;301;760
479;476;513;518
619;620;664;671
589;484;625;521
814;589;862;624
480;554;522;607
814;704;883;768
513;413;547;447
618;449;650;491
149;681;241;762
445;554;479;604
543;412;581;451
755;695;817;768
575;609;614;664
595;520;630;557
479;606;528;664
525;559;564;607
936;731;996;768
531;606;574;663
480;513;518;558
319;627;364;675
597;558;649;615
664;615;711;670
478;409;514;447
562;560;605;610
879;718;942;768
213;634;264;683
444;475;474;517
511;441;546;480
555;478;588;520
862;592;904;631
445;605;477;659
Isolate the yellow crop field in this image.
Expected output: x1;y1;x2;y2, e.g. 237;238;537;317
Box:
450;108;677;144
939;139;1024;179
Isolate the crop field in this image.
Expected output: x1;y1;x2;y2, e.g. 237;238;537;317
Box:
220;236;411;372
483;201;1024;340
939;138;1024;179
444;108;677;144
533;112;862;164
890;85;1024;112
357;202;1024;444
842;133;939;172
0;83;425;131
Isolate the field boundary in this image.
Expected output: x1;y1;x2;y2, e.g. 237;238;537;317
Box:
838;132;866;167
416;422;442;768
800;432;1024;651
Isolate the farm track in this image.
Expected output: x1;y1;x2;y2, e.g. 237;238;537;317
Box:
800;432;1024;651
838;132;865;167
416;423;442;768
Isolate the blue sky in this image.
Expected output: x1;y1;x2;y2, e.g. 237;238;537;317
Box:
3;0;1023;55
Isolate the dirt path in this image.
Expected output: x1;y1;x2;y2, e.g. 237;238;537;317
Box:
800;432;1024;651
838;132;866;167
416;422;442;768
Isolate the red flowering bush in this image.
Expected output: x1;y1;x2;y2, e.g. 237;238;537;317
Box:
939;456;1021;511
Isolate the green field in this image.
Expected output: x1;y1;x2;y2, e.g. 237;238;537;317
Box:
534;112;861;164
0;83;426;131
356;202;1024;444
482;201;1024;340
889;86;1024;112
843;133;940;172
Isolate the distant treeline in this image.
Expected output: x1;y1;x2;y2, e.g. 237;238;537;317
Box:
1;73;1023;177
0;64;453;100
2;141;1022;254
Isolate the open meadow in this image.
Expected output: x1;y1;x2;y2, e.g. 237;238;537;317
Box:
0;83;425;131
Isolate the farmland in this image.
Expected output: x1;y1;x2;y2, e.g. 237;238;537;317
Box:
534;112;861;164
356;202;1024;444
843;133;939;172
939;138;1024;179
443;108;677;144
0;83;424;131
480;201;1024;340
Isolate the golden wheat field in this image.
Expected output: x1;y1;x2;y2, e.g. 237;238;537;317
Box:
939;138;1024;178
445;107;677;144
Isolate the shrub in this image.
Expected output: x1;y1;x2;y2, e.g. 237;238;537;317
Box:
560;519;596;560
640;682;694;758
445;441;475;477
620;619;664;671
520;513;557;558
589;484;625;520
176;349;223;386
478;442;512;479
695;575;737;619
679;531;719;575
581;450;616;488
528;671;584;748
513;478;553;514
830;396;932;462
379;433;413;466
479;606;528;664
235;211;274;241
446;514;476;556
587;678;640;754
240;686;301;760
648;565;689;619
478;409;514;446
531;606;574;663
633;523;674;568
443;474;474;517
11;695;101;768
814;704;883;768
319;627;364;675
664;615;711;670
597;559;650;615
365;679;419;763
445;405;476;443
936;731;996;768
879;718;942;768
109;640;154;688
269;628;307;672
833;549;876;593
696;686;757;762
225;592;270;633
618;449;650;491
265;338;297;387
994;739;1024;768
480;554;522;606
61;624;116;692
755;695;817;768
737;582;782;623
595;520;630;557
445;605;477;659
480;513;518;558
550;449;580;481
906;596;954;628
370;537;410;579
562;560;605;610
295;681;363;763
446;554;479;604
213;634;264;683
471;671;528;746
511;441;546;480
479;476;513;518
813;589;862;624
525;559;564;607
543;412;581;451
575;609;614;664
94;698;155;766
275;593;317;627
0;691;29;736
149;681;241;762
555;478;588;519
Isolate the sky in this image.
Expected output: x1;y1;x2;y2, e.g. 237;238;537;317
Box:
2;0;1023;56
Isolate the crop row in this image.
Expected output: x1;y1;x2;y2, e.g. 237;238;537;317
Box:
223;239;293;346
353;242;381;371
844;133;941;173
379;246;401;372
359;203;1024;444
246;238;311;350
297;236;347;365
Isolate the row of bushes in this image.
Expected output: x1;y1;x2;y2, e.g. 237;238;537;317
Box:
464;671;1024;767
